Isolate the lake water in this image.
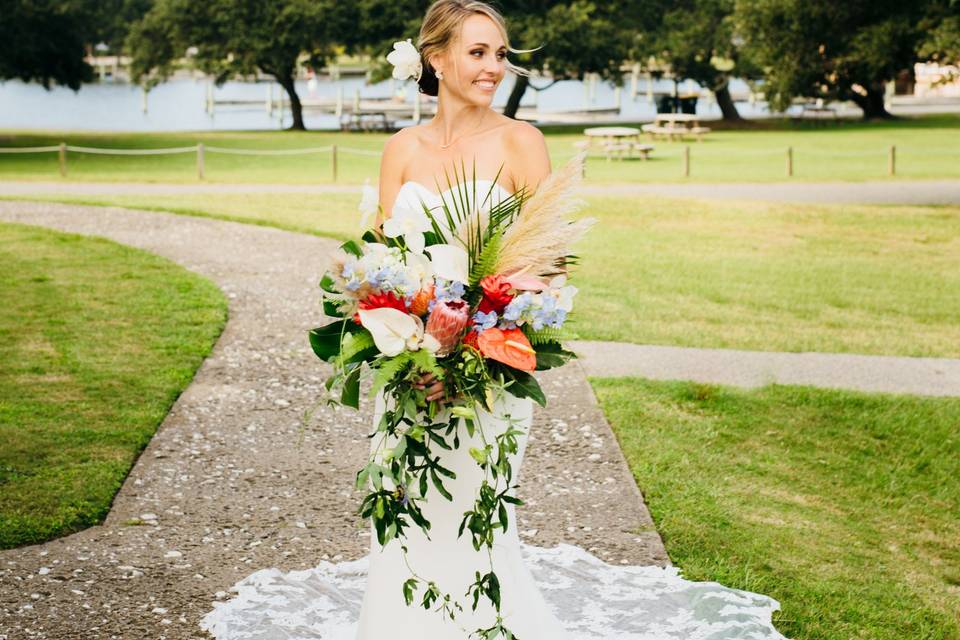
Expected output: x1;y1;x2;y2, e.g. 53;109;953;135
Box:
0;73;776;132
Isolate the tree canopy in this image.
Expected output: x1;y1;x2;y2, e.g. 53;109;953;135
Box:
127;0;351;130
735;0;955;119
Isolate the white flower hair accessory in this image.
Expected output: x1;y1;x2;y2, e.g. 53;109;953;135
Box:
387;38;422;82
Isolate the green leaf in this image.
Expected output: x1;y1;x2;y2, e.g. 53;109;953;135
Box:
469;228;503;287
341;365;361;408
534;340;577;371
403;578;418;606
494;365;547;407
309;320;352;361
340;240;363;258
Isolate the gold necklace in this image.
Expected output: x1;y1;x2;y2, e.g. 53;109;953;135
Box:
438;110;487;150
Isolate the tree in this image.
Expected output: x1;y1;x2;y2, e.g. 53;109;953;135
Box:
0;0;153;89
0;0;95;90
646;0;754;121
500;1;646;119
734;0;933;120
127;0;352;130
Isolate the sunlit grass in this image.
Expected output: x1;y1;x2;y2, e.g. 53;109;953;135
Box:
9;192;959;358
592;377;960;640
0;222;226;548
1;114;959;183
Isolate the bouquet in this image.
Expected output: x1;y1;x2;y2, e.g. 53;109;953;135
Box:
309;153;592;639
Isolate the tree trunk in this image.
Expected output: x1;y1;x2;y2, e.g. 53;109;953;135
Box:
714;83;742;121
503;74;529;119
276;73;306;130
849;81;893;120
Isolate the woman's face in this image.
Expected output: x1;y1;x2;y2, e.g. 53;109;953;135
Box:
435;14;507;106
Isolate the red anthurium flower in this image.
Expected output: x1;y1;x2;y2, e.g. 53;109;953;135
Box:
478;274;514;314
462;329;480;350
477;327;537;371
353;291;407;324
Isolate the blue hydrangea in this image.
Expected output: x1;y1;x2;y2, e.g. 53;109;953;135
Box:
472;310;498;331
429;277;466;312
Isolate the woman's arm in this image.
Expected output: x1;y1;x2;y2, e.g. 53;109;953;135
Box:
375;129;412;228
505;121;551;196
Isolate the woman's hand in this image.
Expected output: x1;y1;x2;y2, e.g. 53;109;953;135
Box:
413;372;460;405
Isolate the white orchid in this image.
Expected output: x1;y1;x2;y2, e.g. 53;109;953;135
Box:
358;307;440;357
425;244;469;284
404;251;435;289
386;39;422;82
548;274;578;312
382;205;432;254
358;179;379;229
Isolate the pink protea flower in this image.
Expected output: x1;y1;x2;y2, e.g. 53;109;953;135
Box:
425;299;470;357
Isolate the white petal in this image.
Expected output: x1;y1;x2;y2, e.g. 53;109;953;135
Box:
426;244;469;284
420;333;441;353
405;231;425;254
358;308;419;357
382;218;402;238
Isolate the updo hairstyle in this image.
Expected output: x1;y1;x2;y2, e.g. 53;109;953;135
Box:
416;0;532;96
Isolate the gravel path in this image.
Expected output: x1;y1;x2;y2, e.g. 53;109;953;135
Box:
0;201;666;640
3;179;960;205
571;341;960;397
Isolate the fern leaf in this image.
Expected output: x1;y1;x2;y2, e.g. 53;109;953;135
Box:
469;228;503;286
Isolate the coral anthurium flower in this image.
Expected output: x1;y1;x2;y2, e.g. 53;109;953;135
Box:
408;284;435;317
425;299;470;357
353;291;406;324
477;327;537;371
478;274;514;314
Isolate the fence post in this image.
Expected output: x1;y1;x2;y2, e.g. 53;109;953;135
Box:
196;143;205;180
786;146;793;178
889;145;896;176
682;146;690;178
58;142;67;177
331;144;338;182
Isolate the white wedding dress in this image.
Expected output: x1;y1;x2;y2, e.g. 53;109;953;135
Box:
199;180;791;640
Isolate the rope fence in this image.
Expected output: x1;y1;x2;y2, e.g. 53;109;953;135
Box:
0;142;957;180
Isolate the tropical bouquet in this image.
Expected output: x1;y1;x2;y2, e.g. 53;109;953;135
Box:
309;152;592;639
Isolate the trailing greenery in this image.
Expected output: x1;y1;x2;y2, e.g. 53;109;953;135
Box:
0;222;226;548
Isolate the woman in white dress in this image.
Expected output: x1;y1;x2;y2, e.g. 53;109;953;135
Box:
200;2;792;639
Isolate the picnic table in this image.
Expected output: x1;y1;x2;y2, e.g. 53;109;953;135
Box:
641;113;711;142
578;126;654;161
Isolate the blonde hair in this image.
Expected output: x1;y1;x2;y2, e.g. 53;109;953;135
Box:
416;0;535;96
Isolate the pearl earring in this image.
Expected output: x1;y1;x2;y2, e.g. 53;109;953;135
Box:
435;69;444;80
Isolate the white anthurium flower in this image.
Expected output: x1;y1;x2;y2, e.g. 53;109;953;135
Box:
382;205;431;254
358;179;379;229
358;308;438;356
425;244;469;284
386;39;422;81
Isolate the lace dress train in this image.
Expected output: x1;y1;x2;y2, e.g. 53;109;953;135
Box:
200;391;790;640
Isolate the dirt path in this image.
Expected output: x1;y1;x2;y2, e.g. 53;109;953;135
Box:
0;201;666;639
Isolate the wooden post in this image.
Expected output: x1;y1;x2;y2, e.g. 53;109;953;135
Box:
786;146;793;177
331;144;338;182
889;145;896;176
683;146;690;178
196;143;205;180
58;142;67;177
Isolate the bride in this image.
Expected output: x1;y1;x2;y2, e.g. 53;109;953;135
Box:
200;1;791;639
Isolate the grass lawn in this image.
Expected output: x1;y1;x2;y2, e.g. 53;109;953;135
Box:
9;192;959;358
591;377;960;640
1;114;959;183
0;222;226;548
